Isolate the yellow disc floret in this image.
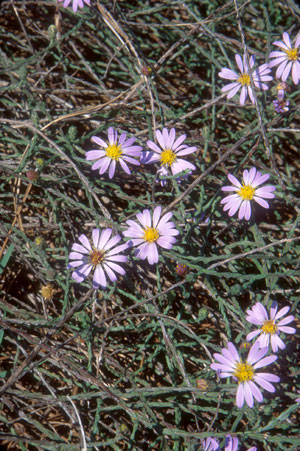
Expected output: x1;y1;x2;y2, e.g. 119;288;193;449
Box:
234;362;254;383
284;48;298;61
160;149;177;167
238;73;251;86
143;227;159;243
262;319;277;335
89;249;105;267
106;143;122;161
238;184;255;200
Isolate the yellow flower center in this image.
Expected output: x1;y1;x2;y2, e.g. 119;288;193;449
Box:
237;73;251;86
262;319;277;335
284;47;298;61
238;184;255;200
143;227;159;243
105;143;122;161
160;149;177;167
89;249;105;266
234;362;254;383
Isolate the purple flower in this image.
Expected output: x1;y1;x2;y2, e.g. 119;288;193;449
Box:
273;99;289;113
224;435;257;451
211;341;280;408
58;0;90;12
276;81;288;100
142;128;197;186
86;127;142;179
123;206;179;265
68;229;128;289
219;54;272;105
201;437;220;451
221;167;276;220
246;302;295;352
269;32;300;85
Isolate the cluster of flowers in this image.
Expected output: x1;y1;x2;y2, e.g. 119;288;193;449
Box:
61;0;283;286
219;31;300;111
68;127;195;288
211;300;296;409
68;204;179;289
206;302;296;449
58;2;298;447
58;0;299;110
68;126;276;288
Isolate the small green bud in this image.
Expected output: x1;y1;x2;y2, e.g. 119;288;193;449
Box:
46;269;56;281
68;125;78;141
119;423;129;434
35;236;44;247
202;126;210;139
35;158;45;169
48;25;57;40
31;110;39;126
198;308;208;321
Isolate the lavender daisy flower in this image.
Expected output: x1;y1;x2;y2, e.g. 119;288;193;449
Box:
219;54;272;105
142;128;197;186
201;437;220;451
211;341;280;408
276;81;288;100
58;0;90;12
123;206;179;265
224;435;257;451
273;99;289;113
246;302;295;352
68;228;128;289
86;127;142;179
221;167;276;220
269;32;300;85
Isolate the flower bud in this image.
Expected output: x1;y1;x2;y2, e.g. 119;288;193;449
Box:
26;170;39;182
175;263;189;277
